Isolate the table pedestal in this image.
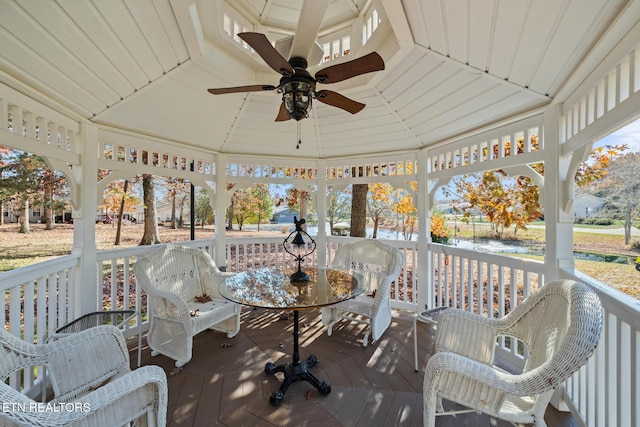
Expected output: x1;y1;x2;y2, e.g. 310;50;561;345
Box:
264;310;331;406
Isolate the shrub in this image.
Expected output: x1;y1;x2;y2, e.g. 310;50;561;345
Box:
579;217;615;226
430;213;450;244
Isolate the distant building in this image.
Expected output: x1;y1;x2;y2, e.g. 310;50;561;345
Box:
2;206;51;224
271;207;299;223
574;194;605;219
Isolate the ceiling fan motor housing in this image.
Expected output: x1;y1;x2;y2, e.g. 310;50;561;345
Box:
280;58;317;121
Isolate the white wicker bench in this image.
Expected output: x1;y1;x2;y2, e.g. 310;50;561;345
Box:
134;244;241;367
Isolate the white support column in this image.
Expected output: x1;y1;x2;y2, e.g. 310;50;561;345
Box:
72;122;98;316
215;154;228;270
543;105;574;282
316;160;327;267
417;149;431;311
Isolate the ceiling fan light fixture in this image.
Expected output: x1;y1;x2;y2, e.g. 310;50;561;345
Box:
281;80;314;121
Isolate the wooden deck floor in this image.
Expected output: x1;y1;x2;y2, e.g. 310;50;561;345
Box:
129;308;576;427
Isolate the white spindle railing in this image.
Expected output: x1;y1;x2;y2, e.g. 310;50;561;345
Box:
0;85;80;161
562;48;640;147
427;115;544;179
224;236;317;272
97;129;217;182
561;269;640;427
428;243;545;366
95;239;218;339
1;254;80;394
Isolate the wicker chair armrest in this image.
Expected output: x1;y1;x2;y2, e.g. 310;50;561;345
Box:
0;366;167;427
202;271;235;299
0;386;56;427
66;365;167;426
427;351;553;401
146;287;192;320
44;325;130;402
435;309;500;364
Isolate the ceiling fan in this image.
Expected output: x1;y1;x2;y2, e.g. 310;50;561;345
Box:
207;32;385;122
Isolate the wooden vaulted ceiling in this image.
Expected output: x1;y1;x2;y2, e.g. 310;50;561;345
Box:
0;0;633;159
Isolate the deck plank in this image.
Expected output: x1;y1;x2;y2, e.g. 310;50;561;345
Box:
129;307;576;426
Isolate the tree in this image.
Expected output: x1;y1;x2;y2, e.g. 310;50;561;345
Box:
250;184;273;231
0;151;46;233
452;141;626;238
589;151;640;244
41;167;67;230
430;210;450;244
350;184;368;237
280;187;311;229
230;184;274;230
194;189;214;227
112;180;140;245
161;177;189;229
140;174;161;245
326;190;351;235
454;171;541;238
368;183;392;238
389;185;417;240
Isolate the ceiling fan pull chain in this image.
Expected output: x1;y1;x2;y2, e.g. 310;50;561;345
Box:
296;121;302;149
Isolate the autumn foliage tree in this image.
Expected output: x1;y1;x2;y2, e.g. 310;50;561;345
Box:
452;140;626;238
430;211;450;244
229;184;273;230
454;171;541;238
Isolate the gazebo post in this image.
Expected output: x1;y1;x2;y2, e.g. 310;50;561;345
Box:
72;123;99;316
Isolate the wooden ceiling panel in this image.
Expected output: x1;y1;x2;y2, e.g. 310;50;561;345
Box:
120;0;183;71
483;0;531;81
467;0;495;72
0;2;123;109
525;0;618;96
0;0;632;159
57;1;163;86
13;1;136;99
420;0;447;52
0;37;106;116
379;52;441;106
411;84;538;137
499;1;565;92
443;0;469;61
394;64;477;120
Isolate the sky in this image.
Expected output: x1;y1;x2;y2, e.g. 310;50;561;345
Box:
594;117;640;152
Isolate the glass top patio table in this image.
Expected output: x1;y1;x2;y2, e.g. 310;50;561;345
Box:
219;266;367;406
219;266;367;310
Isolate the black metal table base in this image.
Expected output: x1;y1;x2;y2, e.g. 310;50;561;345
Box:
264;310;331;406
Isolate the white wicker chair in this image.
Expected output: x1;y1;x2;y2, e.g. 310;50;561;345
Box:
321;239;403;347
423;280;604;427
0;325;167;427
134;244;241;367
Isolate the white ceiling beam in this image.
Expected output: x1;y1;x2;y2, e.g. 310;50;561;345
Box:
290;0;331;60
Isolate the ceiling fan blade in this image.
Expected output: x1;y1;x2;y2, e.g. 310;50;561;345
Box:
275;101;291;121
315;90;365;114
315;52;385;84
238;32;294;76
208;85;276;95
